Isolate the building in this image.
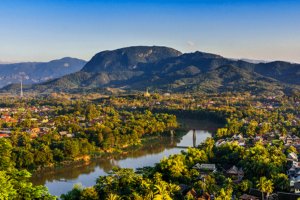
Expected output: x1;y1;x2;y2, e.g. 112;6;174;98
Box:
0;133;10;138
288;152;298;162
239;194;259;200
193;163;217;173
226;165;244;181
144;89;151;97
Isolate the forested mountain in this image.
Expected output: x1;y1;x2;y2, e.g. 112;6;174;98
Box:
0;57;86;88
82;46;182;73
2;46;300;94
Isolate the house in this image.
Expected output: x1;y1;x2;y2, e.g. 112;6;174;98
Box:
59;131;68;136
295;182;300;193
286;135;294;146
238;139;246;147
1;115;17;123
288;152;298;161
66;133;74;138
288;166;300;177
293;135;300;144
254;135;262;142
40;127;50;132
226;165;244;181
232;134;244;140
239;194;259;200
0;133;10;138
215;139;226;147
279;135;286;141
0;130;12;134
30;127;41;134
29;128;41;138
292;161;300;168
193;163;217;173
77;116;86;121
289;174;300;193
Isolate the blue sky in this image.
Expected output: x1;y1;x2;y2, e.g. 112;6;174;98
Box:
0;0;300;63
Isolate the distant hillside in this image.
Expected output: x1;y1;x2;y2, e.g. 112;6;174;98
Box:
0;57;86;88
2;46;300;95
82;46;182;73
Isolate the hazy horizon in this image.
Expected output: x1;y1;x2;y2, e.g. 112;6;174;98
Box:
0;46;287;64
1;0;300;63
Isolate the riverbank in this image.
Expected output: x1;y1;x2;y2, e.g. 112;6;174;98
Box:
31;129;183;175
31;119;219;197
32;116;216;174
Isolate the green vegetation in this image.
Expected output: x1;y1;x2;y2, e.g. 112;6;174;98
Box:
0;92;299;199
0;98;177;170
5;46;300;95
61;92;299;199
0;139;55;199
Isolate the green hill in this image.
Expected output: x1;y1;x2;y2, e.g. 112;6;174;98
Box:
2;46;299;95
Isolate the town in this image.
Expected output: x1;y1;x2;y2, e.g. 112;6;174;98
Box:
0;92;299;199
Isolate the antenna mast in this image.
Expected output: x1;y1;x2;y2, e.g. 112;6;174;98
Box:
20;78;23;98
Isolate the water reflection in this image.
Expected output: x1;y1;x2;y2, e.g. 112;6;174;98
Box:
32;136;180;184
31;119;221;197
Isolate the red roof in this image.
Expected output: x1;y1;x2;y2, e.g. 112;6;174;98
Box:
0;134;10;138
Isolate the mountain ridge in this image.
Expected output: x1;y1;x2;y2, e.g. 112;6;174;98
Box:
1;46;299;95
81;46;182;73
0;57;86;88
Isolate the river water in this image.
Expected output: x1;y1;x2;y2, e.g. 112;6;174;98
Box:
31;119;221;197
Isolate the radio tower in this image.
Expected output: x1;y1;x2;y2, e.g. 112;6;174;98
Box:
20;78;23;98
19;72;26;98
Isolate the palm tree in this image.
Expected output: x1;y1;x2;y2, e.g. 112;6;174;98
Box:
144;191;154;200
106;193;120;200
153;181;172;200
257;177;274;200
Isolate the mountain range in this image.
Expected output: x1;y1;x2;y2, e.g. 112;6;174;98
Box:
2;46;300;95
0;57;86;88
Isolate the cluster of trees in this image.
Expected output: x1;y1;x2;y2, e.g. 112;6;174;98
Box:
0;97;179;199
0;94;299;199
60;94;300;199
0;139;55;199
62;137;290;199
10;132;95;169
1;99;178;170
213;140;289;190
61;168;181;200
216;105;299;139
60;140;234;199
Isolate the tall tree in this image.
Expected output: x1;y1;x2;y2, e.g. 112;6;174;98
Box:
257;177;274;200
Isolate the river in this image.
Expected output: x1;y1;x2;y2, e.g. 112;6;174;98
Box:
31;118;221;197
